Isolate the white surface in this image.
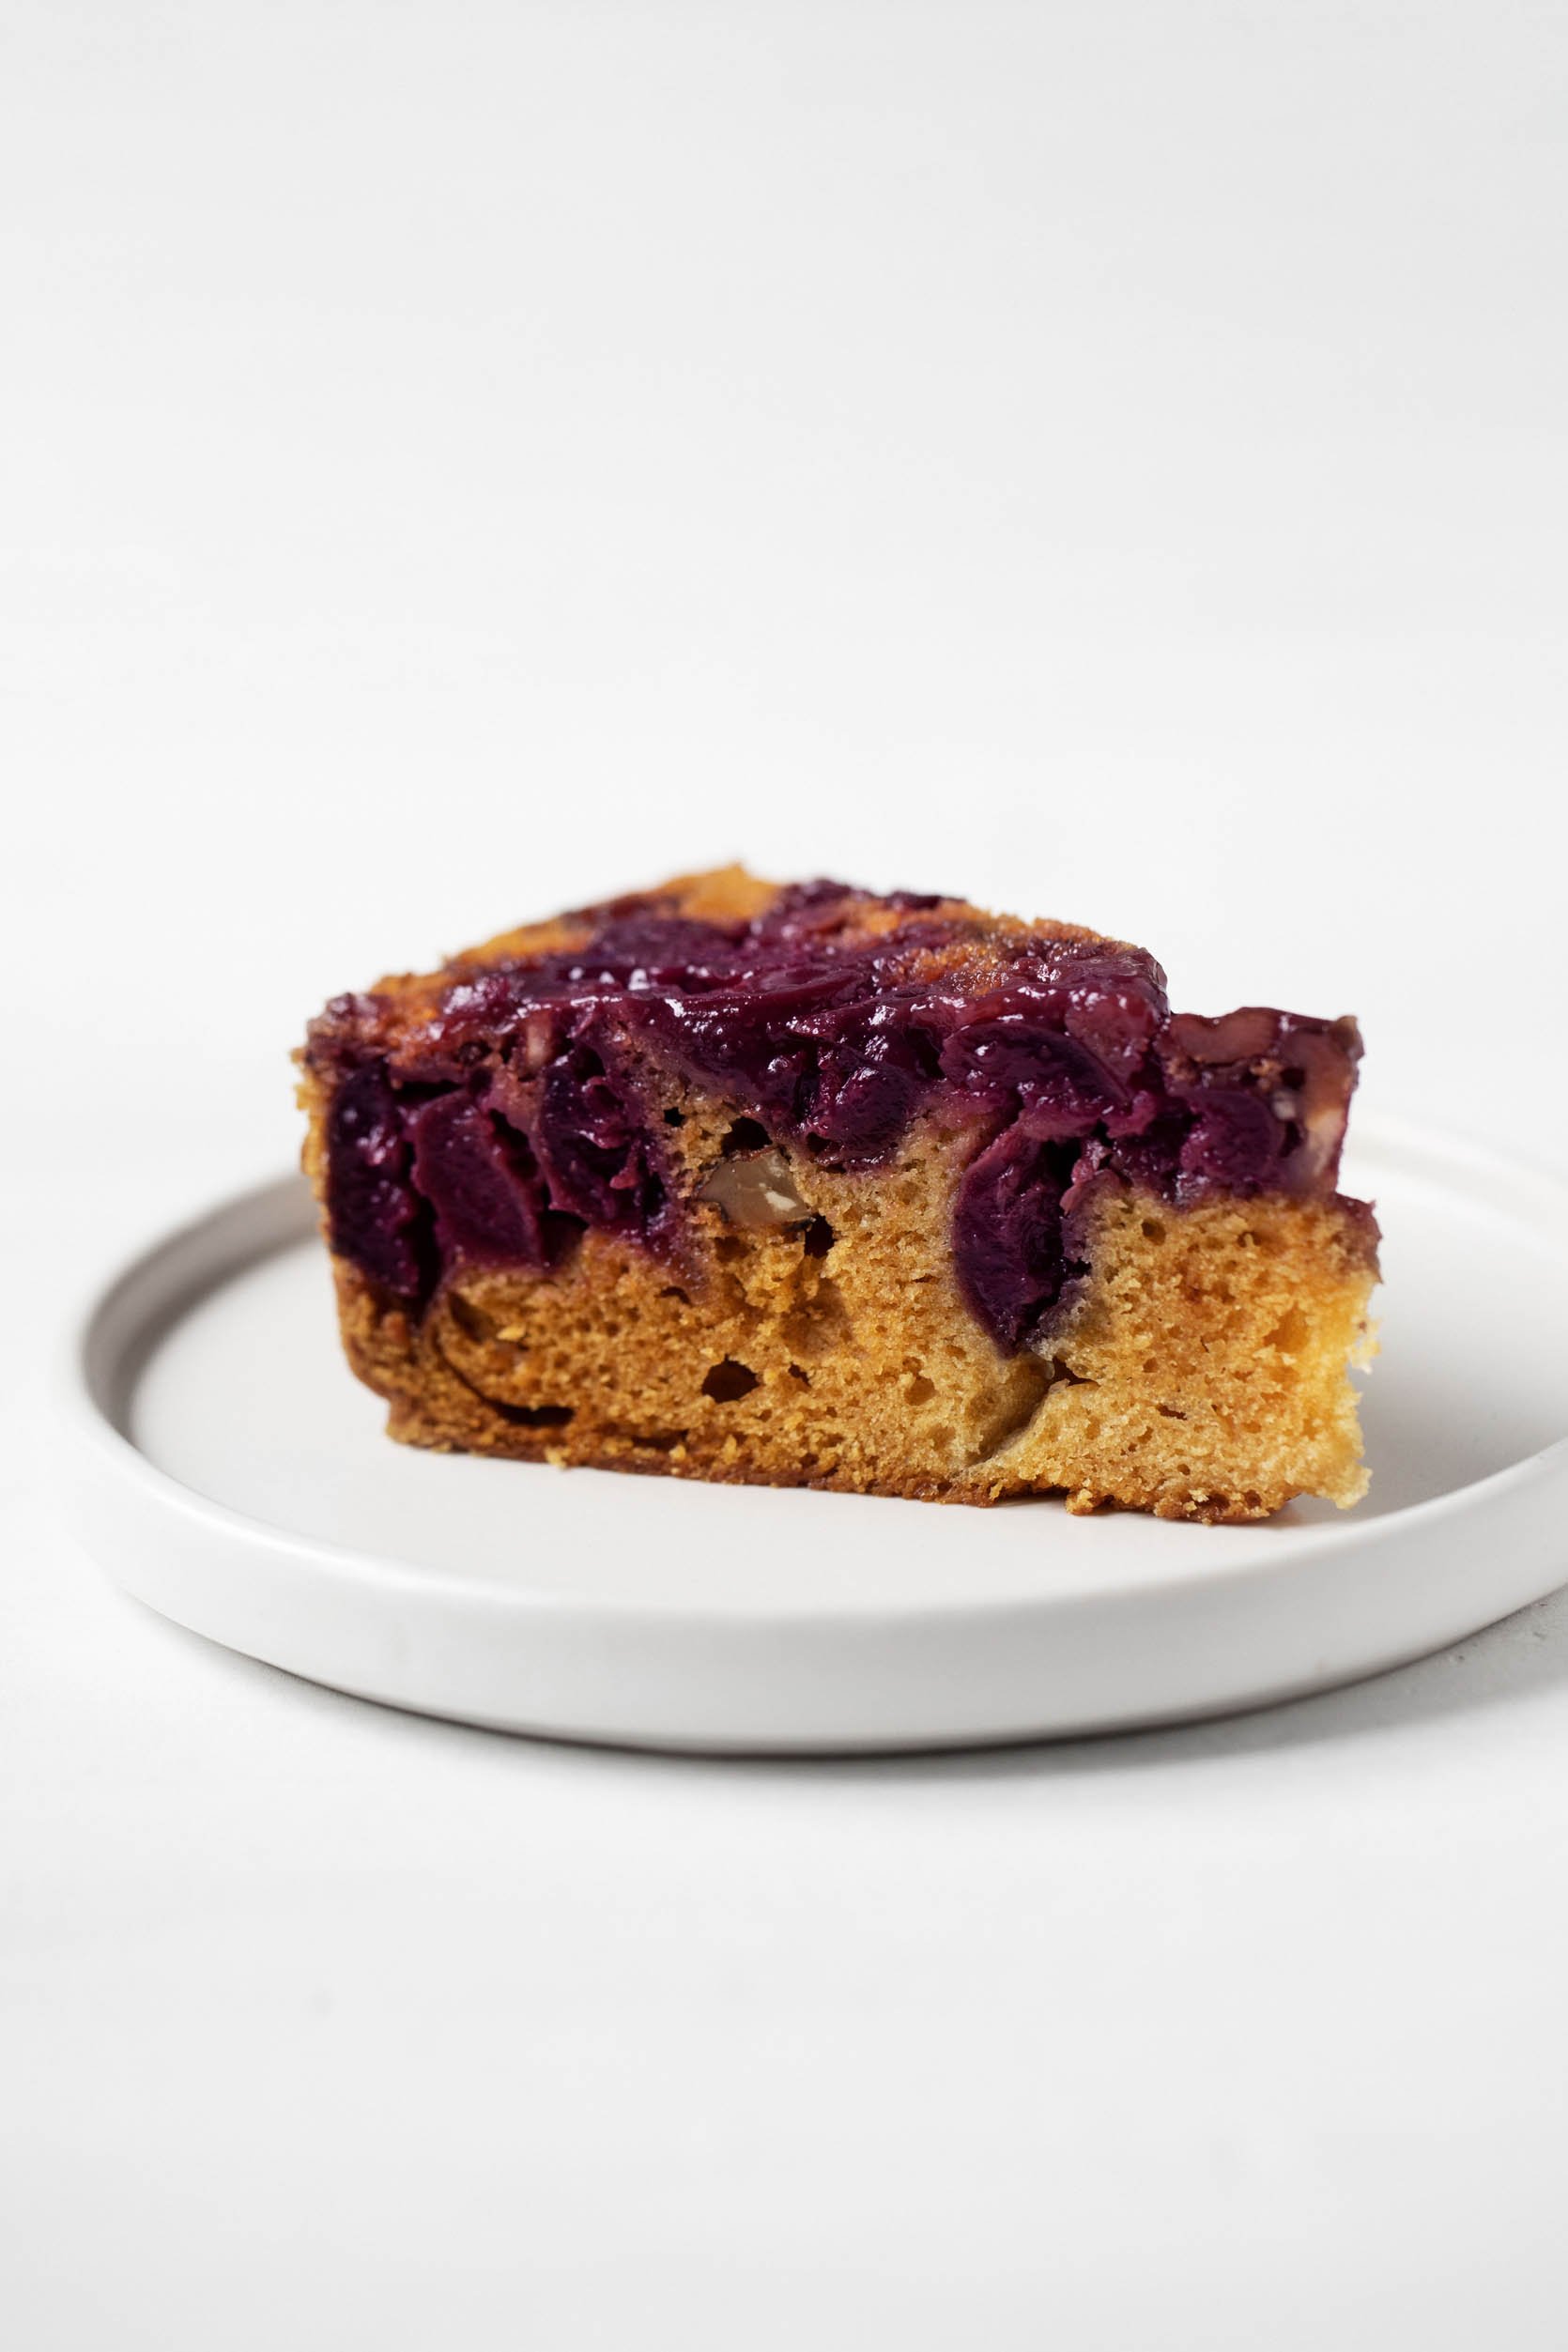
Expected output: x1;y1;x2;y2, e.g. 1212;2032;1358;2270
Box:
69;1134;1568;1750
5;1;1568;2343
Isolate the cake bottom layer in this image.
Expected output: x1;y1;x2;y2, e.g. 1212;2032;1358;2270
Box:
322;1109;1377;1524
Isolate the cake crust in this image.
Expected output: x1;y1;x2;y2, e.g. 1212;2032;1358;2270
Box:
299;869;1378;1524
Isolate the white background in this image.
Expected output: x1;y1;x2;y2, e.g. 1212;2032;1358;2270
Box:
4;3;1567;2344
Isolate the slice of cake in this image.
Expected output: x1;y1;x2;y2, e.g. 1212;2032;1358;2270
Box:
299;868;1378;1522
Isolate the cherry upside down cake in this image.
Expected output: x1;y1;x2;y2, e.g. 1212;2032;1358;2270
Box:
299;867;1378;1523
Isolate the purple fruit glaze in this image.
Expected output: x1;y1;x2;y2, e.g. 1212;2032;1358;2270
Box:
306;881;1362;1355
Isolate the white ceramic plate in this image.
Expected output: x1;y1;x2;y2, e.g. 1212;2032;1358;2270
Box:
62;1121;1568;1753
